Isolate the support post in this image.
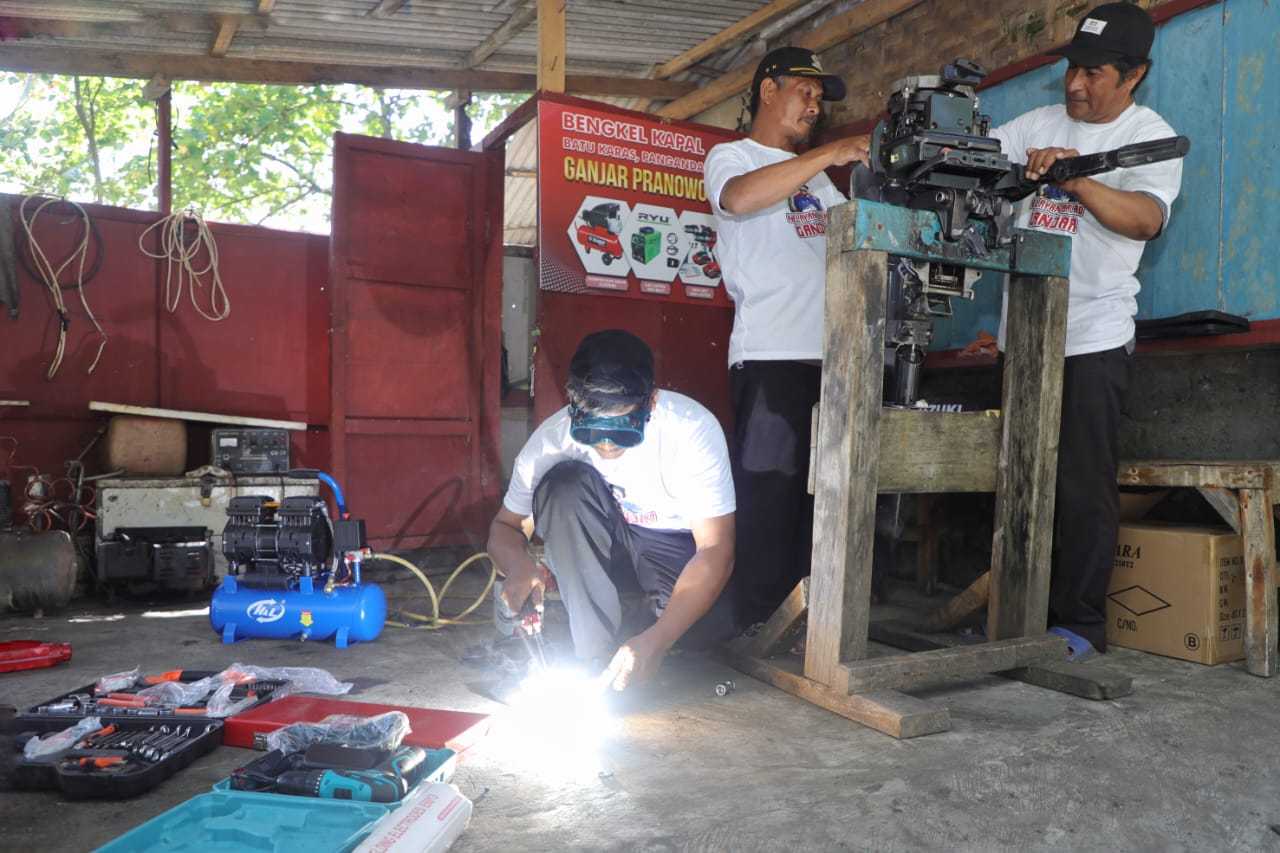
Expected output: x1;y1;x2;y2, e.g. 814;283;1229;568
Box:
1240;488;1278;677
536;0;565;93
805;200;885;686
157;90;172;215
987;270;1068;640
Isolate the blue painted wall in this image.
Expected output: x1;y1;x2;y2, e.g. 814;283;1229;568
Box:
934;0;1278;350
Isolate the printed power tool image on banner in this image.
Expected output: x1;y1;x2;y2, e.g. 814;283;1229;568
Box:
537;94;739;306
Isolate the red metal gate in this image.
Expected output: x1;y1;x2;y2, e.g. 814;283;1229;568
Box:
329;133;503;549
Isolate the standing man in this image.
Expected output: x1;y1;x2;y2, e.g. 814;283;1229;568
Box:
704;47;869;627
989;3;1182;654
488;330;736;690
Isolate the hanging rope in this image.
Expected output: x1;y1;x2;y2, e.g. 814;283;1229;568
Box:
19;195;108;379
138;209;231;322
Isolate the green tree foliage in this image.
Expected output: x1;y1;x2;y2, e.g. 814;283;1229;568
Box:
0;72;154;207
0;73;529;232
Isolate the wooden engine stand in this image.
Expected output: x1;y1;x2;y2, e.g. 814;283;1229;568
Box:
728;198;1131;738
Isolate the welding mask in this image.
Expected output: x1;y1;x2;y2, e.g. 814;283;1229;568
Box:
569;403;651;448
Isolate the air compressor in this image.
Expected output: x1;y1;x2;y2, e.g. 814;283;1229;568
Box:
209;473;386;648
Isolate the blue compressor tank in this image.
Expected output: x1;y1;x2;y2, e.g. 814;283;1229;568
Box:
210;575;386;648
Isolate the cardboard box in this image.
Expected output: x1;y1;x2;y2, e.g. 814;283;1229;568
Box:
1106;523;1245;665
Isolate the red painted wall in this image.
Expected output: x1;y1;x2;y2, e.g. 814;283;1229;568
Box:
0;194;331;512
532;289;734;431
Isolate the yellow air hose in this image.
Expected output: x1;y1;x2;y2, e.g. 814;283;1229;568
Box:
367;551;496;630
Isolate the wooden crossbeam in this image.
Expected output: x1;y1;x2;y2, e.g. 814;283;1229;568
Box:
210;16;239;58
537;0;565;93
0;46;695;97
465;2;537;68
732;579;808;659
367;0;410;17
653;0;813;79
869;621;1134;700
727;652;950;739
835;635;1066;694
657;0;926;119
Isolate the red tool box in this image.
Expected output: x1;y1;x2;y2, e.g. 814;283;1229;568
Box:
223;695;490;753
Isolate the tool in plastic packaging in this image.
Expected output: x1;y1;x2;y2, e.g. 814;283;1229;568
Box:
94;668;140;695
264;711;411;755
23;716;103;760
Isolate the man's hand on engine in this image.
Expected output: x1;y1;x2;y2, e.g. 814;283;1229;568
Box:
602;629;670;692
825;133;872;168
1025;146;1084;191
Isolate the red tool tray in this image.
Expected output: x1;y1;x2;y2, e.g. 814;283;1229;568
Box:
0;641;72;673
223;695;490;753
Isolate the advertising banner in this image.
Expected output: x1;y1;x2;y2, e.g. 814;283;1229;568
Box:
537;94;740;306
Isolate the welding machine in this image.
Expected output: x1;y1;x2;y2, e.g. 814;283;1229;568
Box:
209;472;385;648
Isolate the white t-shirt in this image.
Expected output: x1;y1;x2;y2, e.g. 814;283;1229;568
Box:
990;103;1183;357
503;390;734;532
704;138;847;365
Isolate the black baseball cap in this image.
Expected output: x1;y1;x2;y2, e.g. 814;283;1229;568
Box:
752;46;847;102
1053;2;1155;67
567;330;655;411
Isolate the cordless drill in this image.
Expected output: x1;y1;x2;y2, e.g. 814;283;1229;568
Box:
274;745;428;803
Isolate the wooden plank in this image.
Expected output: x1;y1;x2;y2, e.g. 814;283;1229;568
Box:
465;2;537;68
805;203;885;686
210;16;239;58
537;0;565;94
727;652;950;739
836;635;1065;694
987;273;1068;640
876;408;1001;493
922;570;990;631
1197;486;1241;534
89;401;306;431
1240;488;1278;677
916;494;940;596
0;46;695;98
653;0;814;79
1118;460;1275;490
733;579;808;659
657;0;926;119
869;621;1134;700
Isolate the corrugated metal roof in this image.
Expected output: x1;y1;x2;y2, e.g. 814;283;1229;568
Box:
1;0;782;75
0;0;860;243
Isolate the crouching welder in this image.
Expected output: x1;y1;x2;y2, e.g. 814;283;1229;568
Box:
486;330;737;691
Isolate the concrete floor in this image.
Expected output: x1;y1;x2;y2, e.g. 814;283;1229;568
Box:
3;582;1280;852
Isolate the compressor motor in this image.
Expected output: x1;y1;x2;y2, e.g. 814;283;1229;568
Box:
210;488;386;648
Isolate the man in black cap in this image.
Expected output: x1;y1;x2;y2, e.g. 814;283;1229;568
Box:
488;330;736;690
988;2;1183;655
703;46;869;627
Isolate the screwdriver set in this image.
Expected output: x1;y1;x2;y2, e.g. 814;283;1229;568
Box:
12;719;225;798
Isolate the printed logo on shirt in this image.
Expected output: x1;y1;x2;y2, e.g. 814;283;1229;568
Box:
786;184;827;238
619;499;659;526
1028;185;1085;236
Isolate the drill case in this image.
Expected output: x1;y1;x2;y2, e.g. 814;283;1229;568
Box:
12;718;224;799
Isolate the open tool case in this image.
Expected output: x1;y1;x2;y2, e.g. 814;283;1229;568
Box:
13;669;284;798
13;718;224;798
96;746;458;852
16;669;286;734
